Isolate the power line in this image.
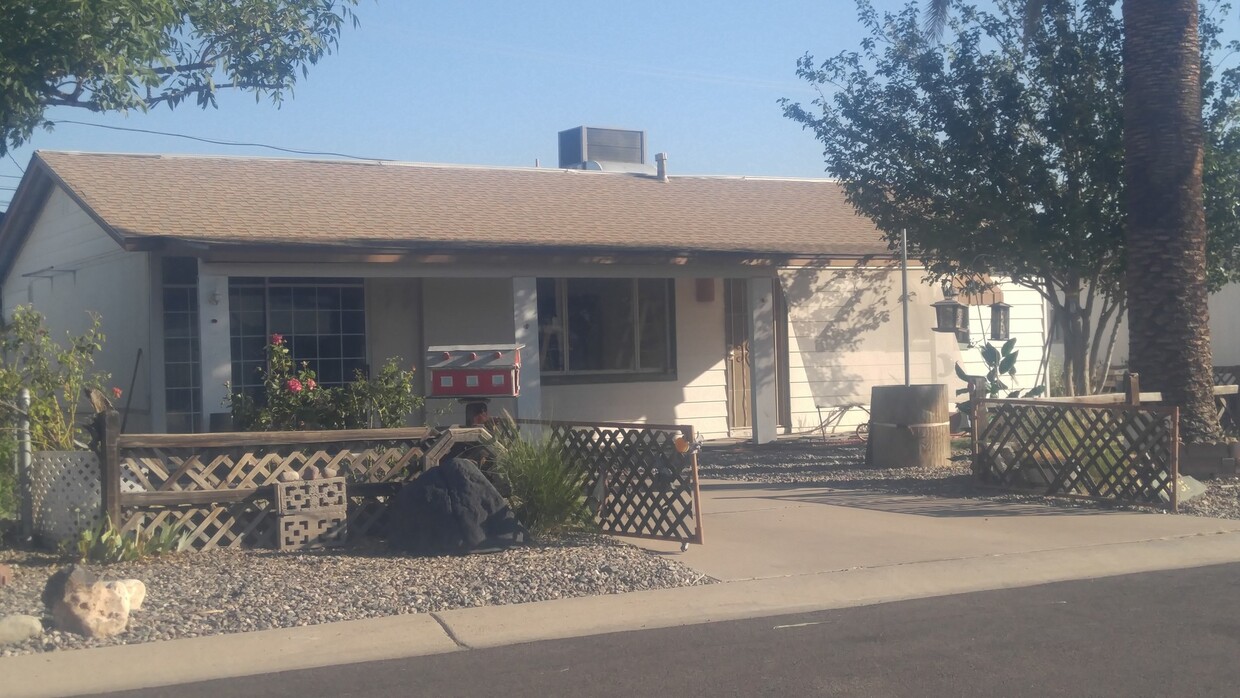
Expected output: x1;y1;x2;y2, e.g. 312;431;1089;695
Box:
7;153;24;173
51;119;389;162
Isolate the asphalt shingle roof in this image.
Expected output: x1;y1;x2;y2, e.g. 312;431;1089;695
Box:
33;151;890;257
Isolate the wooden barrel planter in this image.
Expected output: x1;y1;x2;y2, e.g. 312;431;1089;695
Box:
867;384;951;469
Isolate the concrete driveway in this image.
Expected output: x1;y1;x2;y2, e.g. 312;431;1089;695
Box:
637;479;1240;581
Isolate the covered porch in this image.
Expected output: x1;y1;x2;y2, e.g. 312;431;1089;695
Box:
163;254;787;443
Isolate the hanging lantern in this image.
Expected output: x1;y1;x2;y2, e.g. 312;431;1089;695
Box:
932;296;968;334
989;301;1011;341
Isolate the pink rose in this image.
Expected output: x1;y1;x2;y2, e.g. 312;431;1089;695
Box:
286;378;303;393
271;333;284;345
305;379;317;391
112;387;123;399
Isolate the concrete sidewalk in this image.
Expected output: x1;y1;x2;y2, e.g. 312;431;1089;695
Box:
8;481;1240;697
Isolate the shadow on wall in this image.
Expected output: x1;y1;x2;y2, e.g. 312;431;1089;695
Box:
781;262;894;411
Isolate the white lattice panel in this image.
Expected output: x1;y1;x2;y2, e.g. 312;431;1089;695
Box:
28;451;102;545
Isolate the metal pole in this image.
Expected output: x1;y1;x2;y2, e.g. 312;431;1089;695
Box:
17;388;33;542
901;229;911;386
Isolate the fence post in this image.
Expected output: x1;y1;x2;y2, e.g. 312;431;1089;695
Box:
96;409;121;527
970;378;987;468
17;388;33;543
1123;371;1141;406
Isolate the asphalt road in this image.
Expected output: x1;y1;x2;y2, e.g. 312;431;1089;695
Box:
97;563;1240;697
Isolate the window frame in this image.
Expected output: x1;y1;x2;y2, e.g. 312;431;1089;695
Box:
538;277;677;386
228;277;368;403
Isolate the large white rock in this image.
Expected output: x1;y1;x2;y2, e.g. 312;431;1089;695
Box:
45;566;132;639
0;614;43;645
105;579;147;611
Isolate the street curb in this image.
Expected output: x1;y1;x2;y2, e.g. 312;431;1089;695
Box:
7;530;1240;697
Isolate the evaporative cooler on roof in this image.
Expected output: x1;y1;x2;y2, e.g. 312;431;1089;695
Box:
558;126;647;168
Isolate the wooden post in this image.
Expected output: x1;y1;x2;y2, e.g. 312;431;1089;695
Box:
971;379;986;469
685;424;704;546
1123;371;1141;406
96;410;122;527
17;388;32;542
1170;406;1180;513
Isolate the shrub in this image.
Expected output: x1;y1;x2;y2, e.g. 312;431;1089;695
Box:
493;425;592;535
955;338;1046;416
71;517;187;563
226;335;423;431
0;306;110;450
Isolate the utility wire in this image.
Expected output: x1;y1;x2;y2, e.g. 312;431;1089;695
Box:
51;119;389;161
7;153;24;173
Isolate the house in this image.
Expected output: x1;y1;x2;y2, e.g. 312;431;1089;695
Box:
0;128;1047;442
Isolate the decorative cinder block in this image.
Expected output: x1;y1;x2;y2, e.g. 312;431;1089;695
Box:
278;510;347;551
275;477;347;514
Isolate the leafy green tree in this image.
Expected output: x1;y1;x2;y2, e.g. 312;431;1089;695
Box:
919;0;1224;440
783;0;1240;400
0;0;361;155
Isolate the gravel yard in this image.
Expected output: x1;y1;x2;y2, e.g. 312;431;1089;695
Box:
697;437;1240;520
0;533;710;656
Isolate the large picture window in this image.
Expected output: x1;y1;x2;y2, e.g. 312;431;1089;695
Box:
537;278;675;382
229;278;367;403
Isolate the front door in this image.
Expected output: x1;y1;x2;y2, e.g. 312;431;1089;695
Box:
724;279;752;432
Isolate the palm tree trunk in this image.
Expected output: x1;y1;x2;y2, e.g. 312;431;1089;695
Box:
1123;0;1221;442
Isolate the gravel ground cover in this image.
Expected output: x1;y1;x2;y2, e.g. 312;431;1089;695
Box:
0;533;711;656
697;437;1240;520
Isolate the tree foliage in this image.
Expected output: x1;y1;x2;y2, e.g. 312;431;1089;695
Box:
0;0;361;155
783;0;1240;395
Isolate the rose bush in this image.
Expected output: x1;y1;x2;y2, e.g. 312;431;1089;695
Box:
226;335;423;431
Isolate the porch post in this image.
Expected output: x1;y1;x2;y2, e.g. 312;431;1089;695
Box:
749;277;778;444
197;263;232;429
513;277;542;422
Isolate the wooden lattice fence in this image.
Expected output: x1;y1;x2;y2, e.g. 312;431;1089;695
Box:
973;399;1180;510
492;419;704;546
97;410;445;550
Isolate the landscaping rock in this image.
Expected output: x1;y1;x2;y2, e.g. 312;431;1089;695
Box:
41;564;95;610
106;579;147;611
388;458;526;556
0;614;43;645
278;470;300;483
0;563;12;587
43;565;132;639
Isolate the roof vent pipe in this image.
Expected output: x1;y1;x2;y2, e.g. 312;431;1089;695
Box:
655;152;669;182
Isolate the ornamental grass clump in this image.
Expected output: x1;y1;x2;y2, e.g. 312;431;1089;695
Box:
494;425;592;536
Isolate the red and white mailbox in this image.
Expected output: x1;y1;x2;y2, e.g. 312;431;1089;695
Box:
426;344;522;398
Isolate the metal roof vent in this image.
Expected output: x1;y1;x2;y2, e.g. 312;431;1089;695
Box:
558;126;656;175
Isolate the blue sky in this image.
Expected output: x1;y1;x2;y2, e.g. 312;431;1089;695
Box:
1;0;1236;210
1;0;917;208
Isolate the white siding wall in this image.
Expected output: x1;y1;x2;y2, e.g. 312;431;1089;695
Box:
412;277;730;438
1102;282;1240;367
541;278;730;439
954;282;1048;394
1;188;155;430
365;277;424;424
420;277;519;425
780;267;1046;434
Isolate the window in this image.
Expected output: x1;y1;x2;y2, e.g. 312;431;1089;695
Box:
537;278;675;382
229;278;367;403
162;258;202;433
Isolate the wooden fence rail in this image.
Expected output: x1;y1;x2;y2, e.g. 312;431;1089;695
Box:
973;397;1180;510
489;419;704;547
93;413;703;551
